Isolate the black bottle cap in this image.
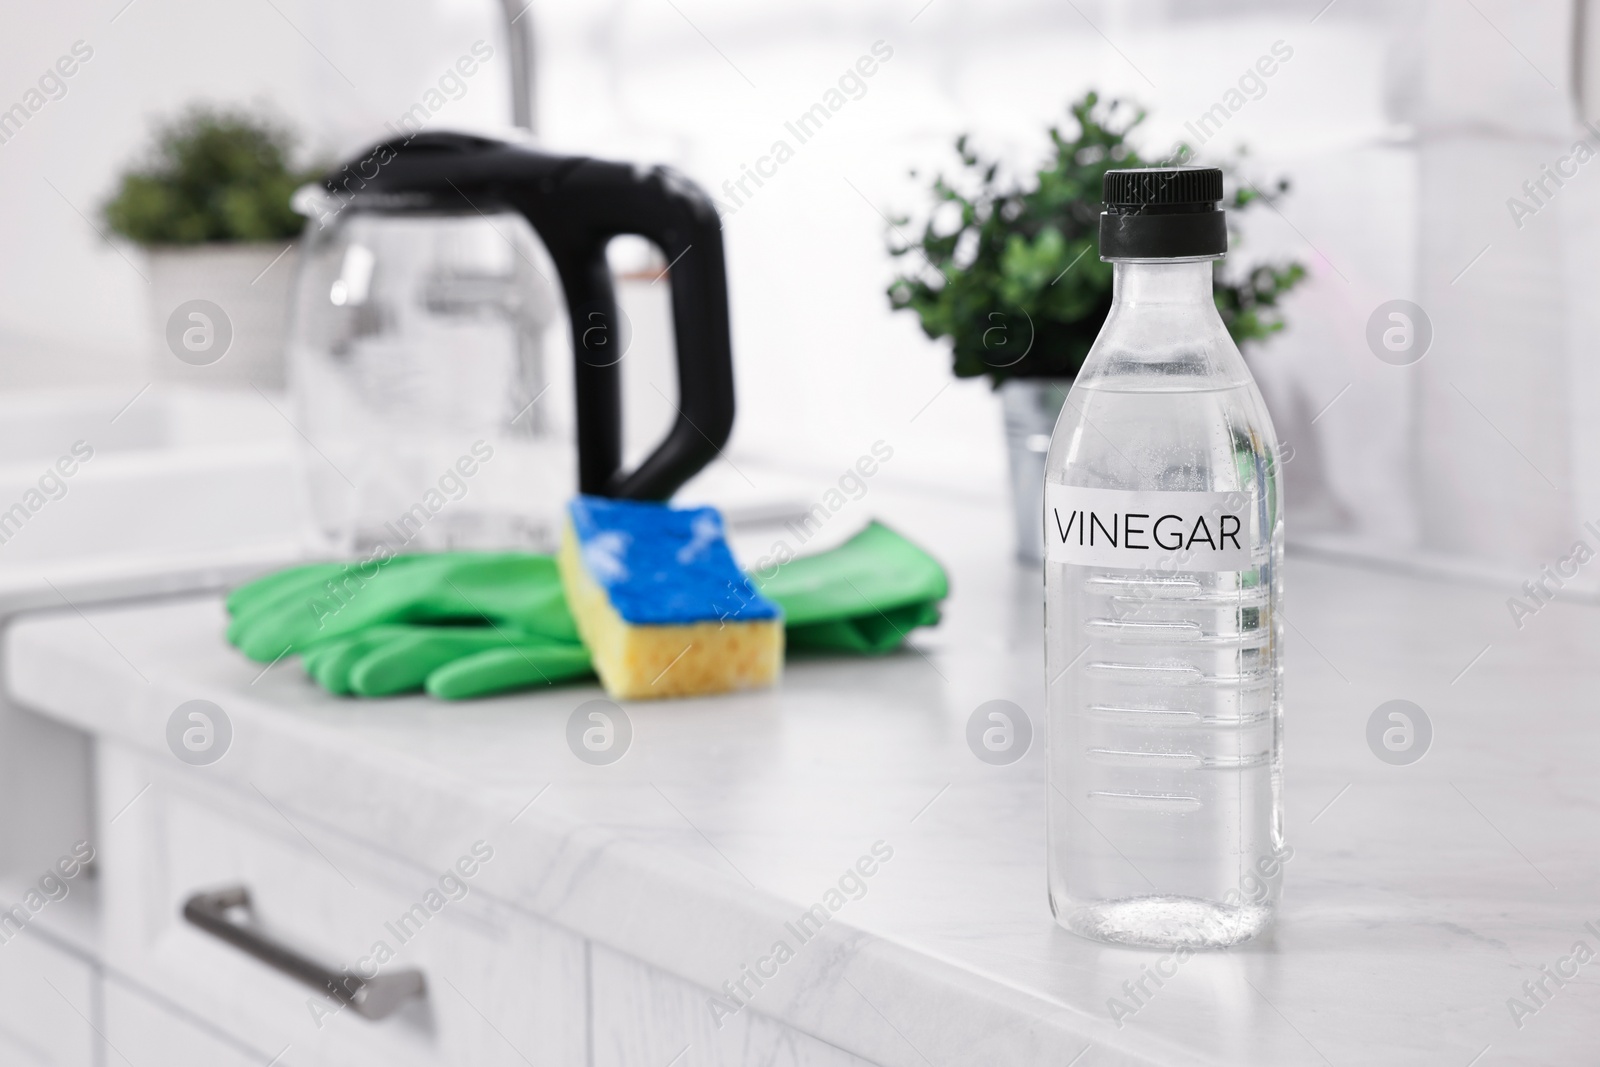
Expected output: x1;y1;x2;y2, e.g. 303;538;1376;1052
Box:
1098;167;1227;259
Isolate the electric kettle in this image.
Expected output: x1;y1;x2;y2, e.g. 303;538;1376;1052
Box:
286;131;734;554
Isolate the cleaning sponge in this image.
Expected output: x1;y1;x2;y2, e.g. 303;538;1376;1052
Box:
559;496;783;699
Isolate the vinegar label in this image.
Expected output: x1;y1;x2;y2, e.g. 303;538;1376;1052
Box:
1044;484;1254;571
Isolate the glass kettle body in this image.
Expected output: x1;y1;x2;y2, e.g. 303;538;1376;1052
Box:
286;131;736;555
290;204;569;553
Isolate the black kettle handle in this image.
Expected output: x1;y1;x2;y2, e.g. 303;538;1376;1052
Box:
316;133;735;501
513;161;735;500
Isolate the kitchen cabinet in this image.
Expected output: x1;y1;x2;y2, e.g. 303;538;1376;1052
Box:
104;978;270;1067
0;920;96;1067
96;743;587;1067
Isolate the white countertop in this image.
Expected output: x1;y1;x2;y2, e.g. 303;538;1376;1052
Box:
6;488;1599;1066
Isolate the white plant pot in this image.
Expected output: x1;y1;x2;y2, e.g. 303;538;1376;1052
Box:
1000;377;1072;564
146;242;298;387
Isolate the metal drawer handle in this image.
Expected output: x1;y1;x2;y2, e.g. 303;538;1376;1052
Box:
182;886;426;1020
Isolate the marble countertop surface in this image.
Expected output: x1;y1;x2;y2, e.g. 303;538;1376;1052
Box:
6;488;1598;1066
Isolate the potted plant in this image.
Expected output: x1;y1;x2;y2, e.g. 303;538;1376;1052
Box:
104;105;321;387
888;92;1305;562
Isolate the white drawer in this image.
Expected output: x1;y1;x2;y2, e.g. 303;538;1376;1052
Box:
105;977;268;1067
97;744;586;1066
0;929;96;1067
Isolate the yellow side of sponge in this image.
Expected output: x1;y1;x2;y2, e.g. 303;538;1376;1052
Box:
559;525;783;700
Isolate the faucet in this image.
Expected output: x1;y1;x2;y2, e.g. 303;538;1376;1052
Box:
498;0;537;133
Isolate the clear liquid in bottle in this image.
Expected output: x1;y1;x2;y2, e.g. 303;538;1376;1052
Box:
1044;181;1285;948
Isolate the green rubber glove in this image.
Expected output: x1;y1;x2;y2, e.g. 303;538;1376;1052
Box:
753;521;947;654
301;625;595;697
226;521;947;699
226;553;578;663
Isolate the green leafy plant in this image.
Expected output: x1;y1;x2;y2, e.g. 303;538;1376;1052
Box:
103;105;321;245
887;92;1306;384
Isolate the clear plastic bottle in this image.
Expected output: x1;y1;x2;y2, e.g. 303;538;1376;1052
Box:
1044;168;1284;948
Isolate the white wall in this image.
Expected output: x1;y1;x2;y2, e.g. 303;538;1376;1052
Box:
2;0;1596;574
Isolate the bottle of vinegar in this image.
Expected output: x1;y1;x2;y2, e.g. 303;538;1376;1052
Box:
1044;167;1285;948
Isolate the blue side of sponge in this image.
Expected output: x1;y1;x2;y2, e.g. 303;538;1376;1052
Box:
566;496;781;626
